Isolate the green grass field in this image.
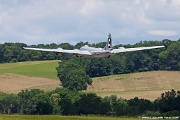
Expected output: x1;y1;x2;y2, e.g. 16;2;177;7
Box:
0;60;60;80
0;115;144;120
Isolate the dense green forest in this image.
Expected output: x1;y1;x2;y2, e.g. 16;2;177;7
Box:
0;39;180;77
0;89;180;117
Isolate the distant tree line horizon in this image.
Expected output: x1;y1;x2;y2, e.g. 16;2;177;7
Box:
0;39;180;74
0;89;180;117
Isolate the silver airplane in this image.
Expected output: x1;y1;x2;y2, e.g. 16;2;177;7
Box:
23;33;165;58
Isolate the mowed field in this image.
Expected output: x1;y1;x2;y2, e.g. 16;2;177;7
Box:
0;60;180;100
0;60;60;80
87;71;180;100
0;60;61;93
0;115;142;120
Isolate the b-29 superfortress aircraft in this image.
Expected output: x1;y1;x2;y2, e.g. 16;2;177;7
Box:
24;33;164;58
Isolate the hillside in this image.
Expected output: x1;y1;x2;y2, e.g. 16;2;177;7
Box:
0;61;180;100
87;71;180;100
0;60;61;93
0;60;60;80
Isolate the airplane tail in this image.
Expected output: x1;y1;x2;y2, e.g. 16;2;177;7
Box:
104;33;112;50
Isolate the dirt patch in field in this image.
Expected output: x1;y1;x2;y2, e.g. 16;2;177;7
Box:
87;71;180;100
97;90;169;101
0;73;61;93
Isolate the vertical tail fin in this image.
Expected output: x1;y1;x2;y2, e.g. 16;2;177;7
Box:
104;33;112;50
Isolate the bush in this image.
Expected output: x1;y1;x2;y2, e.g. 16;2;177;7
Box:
143;111;161;117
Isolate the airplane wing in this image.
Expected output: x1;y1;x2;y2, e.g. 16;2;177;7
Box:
113;46;165;54
23;47;92;55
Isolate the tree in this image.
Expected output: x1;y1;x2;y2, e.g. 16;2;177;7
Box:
85;58;111;77
74;42;89;49
166;41;180;70
127;97;153;116
49;88;81;115
154;89;180;113
0;44;3;63
110;54;126;74
103;95;128;116
0;94;19;114
114;99;128;116
57;61;92;91
50;93;62;114
18;89;53;114
74;93;105;115
159;50;168;69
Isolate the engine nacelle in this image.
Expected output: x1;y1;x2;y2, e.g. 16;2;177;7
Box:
58;52;63;55
118;47;125;54
119;47;125;49
74;54;82;57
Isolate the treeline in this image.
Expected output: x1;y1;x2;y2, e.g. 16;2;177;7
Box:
0;89;180;117
0;39;180;77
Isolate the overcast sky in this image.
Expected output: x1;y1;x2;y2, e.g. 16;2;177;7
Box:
0;0;180;45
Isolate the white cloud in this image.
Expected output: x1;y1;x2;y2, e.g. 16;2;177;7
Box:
149;30;177;36
79;0;101;16
0;0;180;45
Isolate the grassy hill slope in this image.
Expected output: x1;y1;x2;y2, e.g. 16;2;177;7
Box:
0;61;180;100
0;60;60;80
87;71;180;100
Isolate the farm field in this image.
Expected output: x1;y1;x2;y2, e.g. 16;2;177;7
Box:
0;60;60;80
87;71;180;100
0;61;180;100
0;115;144;120
0;60;60;93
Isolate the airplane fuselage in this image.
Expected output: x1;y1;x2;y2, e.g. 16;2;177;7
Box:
79;45;112;58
